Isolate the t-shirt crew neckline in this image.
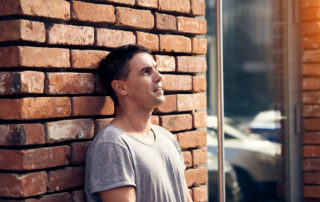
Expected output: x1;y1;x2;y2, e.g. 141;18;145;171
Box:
107;124;158;147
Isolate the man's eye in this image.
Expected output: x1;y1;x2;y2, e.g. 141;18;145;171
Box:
143;69;151;74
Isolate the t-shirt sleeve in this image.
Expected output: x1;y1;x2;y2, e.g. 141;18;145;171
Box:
87;141;136;194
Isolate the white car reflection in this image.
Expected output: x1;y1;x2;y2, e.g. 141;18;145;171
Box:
207;116;282;202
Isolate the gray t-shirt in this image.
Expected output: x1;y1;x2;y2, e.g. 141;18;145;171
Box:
85;124;187;202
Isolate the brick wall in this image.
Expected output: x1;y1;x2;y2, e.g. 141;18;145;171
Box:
301;0;320;200
0;0;208;201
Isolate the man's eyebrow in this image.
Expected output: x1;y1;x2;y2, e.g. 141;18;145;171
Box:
139;64;158;73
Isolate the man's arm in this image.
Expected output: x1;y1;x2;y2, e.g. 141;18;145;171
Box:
99;186;136;202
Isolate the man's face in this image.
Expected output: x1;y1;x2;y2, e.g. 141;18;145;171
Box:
124;52;165;109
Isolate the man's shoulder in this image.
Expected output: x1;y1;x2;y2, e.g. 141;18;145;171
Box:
91;124;127;147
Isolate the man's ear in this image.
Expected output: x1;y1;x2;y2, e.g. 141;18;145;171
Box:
111;80;128;96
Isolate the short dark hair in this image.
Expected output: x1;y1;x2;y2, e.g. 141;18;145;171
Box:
98;44;151;106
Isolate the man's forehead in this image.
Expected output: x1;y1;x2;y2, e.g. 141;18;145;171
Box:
129;52;156;68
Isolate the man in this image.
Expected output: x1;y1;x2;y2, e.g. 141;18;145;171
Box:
85;44;193;202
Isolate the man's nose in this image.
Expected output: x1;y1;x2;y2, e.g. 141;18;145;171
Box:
154;69;163;81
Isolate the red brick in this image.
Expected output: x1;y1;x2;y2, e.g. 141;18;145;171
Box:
162;74;192;91
45;119;94;143
155;12;176;31
72;190;86;202
159;0;191;14
193;111;207;128
0;172;47;197
160;35;191;53
192;147;206;166
304;119;320;131
303;105;320;117
191;0;206;16
0;20;45;43
303;64;320;76
137;0;158;8
304;159;320;171
155;55;176;72
71;1;115;23
151;115;160;125
0;46;70;68
185;167;207;186
0;146;70;170
304;172;320;184
70;141;91;164
177;94;206;111
160;114;193;132
72;96;114;116
95;0;135;5
46;73;94;94
302;35;320;49
177;130;207;149
48;24;94;46
0;124;45;146
136;32;159;51
96;28;136;48
302;22;320;36
182;151;193;168
156;95;177;113
303;92;320;104
0;0;70;20
301;0;320;8
193;76;206;92
301;8;320;21
177;56;207;73
302;50;320;63
116;7;154;30
177;17;207;35
48;167;84;192
29;192;73;202
71;49;109;69
0;97;71;120
304;132;320;144
302;77;320;90
94;118;114;133
304;186;320;198
193;185;207;202
304;146;320;157
192;38;207;55
0;71;44;94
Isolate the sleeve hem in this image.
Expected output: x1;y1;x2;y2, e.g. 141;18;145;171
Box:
91;182;136;194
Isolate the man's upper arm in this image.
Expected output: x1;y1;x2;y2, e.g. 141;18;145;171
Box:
99;186;136;202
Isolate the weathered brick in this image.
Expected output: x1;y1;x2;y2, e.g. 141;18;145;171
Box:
191;0;206;16
159;0;191;14
304;105;320;117
193;111;207;128
302;50;320;63
192;38;207;55
151;115;160;125
182;151;193;168
48;24;94;46
94;118;114;134
46;73;94;94
162;74;192;91
155;12;176;31
185;167;207;186
72;190;86;202
301;8;320;21
177;94;206;111
48;167;84;192
72;96;114;116
304;119;320;131
302;77;320;90
136;32;159;51
71;50;109;69
192;185;208;202
177;56;207;73
0;146;70;170
137;0;158;8
0;46;70;68
177;130;207;149
155;55;175;72
193;76;206;92
302;22;320;36
177;17;207;35
304;146;320;157
304;186;320;198
301;0;320;8
95;0;135;5
303;92;320;104
0;71;44;94
303;132;320;144
30;192;73;202
0;97;71;120
96;28;136;48
192;147;207;165
0;172;47;197
160;114;192;132
45;119;94;143
71;1;115;23
116;7;154;29
0;20;45;43
0;0;70;20
302;35;320;49
304;172;320;184
70;141;91;164
160;35;191;53
156;95;177;113
303;64;320;76
0;124;45;146
304;159;320;171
